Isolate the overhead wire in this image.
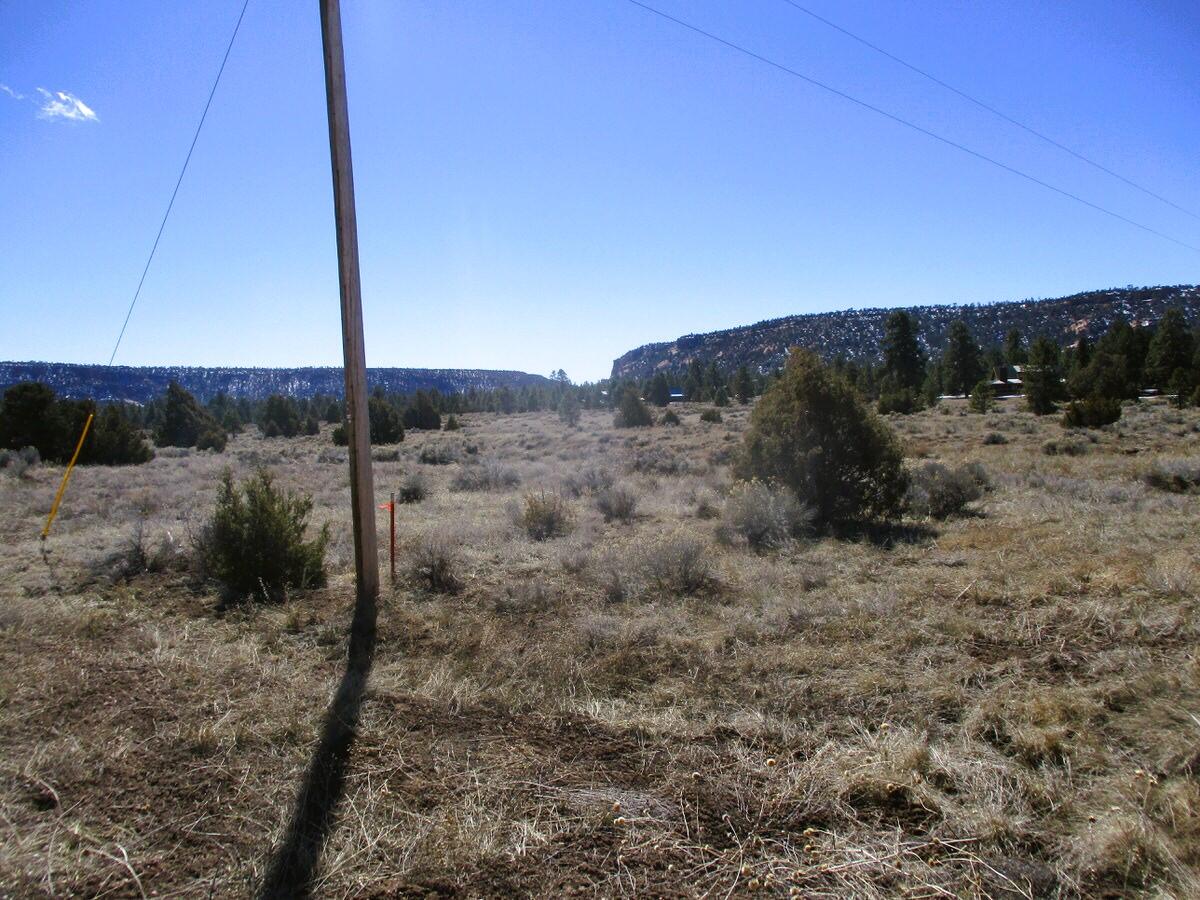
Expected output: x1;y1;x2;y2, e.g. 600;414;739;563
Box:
107;0;251;366
619;0;1200;255
777;0;1199;221
42;0;250;542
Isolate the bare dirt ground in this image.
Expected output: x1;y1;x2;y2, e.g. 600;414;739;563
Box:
1;399;1198;897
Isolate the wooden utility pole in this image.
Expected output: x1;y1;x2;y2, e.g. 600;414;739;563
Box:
320;0;379;609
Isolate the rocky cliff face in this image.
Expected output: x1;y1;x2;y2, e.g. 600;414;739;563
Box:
0;363;552;403
611;285;1200;379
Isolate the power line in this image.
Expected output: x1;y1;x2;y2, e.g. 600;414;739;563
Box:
778;0;1199;221
107;0;251;366
619;0;1200;255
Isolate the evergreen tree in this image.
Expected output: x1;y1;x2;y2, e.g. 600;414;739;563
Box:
1070;351;1135;402
1004;328;1027;365
685;359;705;400
877;374;919;415
403;390;441;430
881;311;925;392
969;379;995;413
1095;318;1149;393
83;403;155;465
732;365;754;404
921;361;943;407
1024;337;1064;415
557;392;582;427
647;372;672;407
941;320;983;396
704;361;722;397
984;346;1004;372
0;382;67;459
0;384;152;465
1145;308;1194;390
261;394;303;438
368;395;405;444
1075;333;1092;370
734;350;907;526
156;382;225;450
614;386;654;428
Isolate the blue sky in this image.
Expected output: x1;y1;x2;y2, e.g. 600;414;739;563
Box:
2;1;1197;382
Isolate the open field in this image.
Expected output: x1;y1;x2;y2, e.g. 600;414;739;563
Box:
2;399;1199;897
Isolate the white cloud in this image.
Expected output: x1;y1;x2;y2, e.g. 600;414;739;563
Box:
35;88;98;122
0;83;25;100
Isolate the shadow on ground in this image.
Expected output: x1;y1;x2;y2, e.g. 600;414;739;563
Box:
259;587;376;899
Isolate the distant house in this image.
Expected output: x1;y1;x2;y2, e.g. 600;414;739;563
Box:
669;389;685;403
990;364;1024;397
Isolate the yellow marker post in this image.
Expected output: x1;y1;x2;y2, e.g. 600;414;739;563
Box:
40;412;94;540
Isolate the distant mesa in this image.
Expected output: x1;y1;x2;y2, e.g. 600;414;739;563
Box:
611;285;1199;379
0;363;552;404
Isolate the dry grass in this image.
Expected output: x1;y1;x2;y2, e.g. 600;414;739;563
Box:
1;398;1198;897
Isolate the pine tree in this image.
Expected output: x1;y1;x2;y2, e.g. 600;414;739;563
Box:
881;311;925;392
557;392;582;427
1004;328;1027;365
732;365;754;404
941;320;983;397
1025;337;1064;415
685;360;705;400
1096;318;1148;393
1076;333;1092;369
1145;308;1194;390
969;379;995;413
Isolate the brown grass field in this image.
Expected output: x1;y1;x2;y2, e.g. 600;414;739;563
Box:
1;398;1198;898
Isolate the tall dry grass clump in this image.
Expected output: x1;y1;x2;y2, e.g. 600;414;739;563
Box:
1142;457;1200;493
905;461;990;519
450;459;521;492
641;532;711;595
595;483;638;523
717;479;813;550
516;491;574;540
410;532;463;594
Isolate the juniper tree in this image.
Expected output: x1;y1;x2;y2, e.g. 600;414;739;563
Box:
647;372;672;407
734;349;907;526
614;386;653;428
261;395;303;438
403;390;441;430
156;382;225;450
